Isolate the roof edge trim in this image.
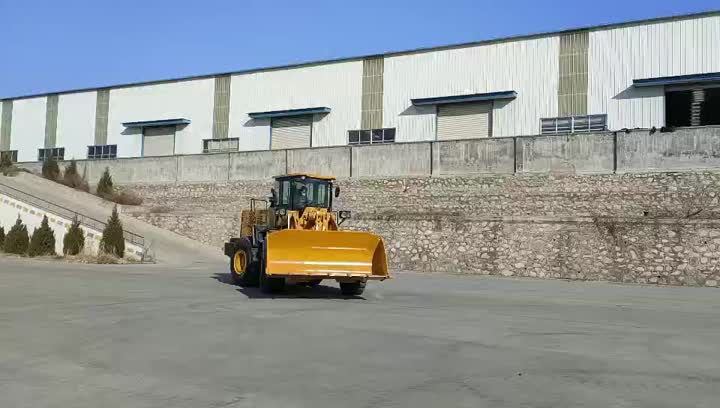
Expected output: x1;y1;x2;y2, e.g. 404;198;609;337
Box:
122;118;191;128
249;107;331;119
411;91;517;106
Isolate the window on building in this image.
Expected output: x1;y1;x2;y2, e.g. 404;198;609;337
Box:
666;87;720;128
87;144;117;159
541;114;607;134
38;147;65;162
348;128;396;145
1;150;18;163
203;138;239;153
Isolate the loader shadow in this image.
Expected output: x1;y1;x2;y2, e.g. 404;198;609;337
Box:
211;273;366;300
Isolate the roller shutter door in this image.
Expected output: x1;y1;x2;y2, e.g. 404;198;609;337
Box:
143;126;176;157
437;102;492;140
271;116;312;150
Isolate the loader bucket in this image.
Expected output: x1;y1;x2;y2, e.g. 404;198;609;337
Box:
265;229;389;279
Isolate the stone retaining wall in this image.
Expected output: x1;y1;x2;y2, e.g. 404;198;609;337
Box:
124;171;720;287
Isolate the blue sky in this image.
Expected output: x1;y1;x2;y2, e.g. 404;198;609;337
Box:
0;0;716;98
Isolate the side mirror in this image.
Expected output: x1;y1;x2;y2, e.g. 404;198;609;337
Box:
334;186;340;198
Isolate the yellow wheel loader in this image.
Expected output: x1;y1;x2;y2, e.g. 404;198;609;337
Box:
224;173;390;295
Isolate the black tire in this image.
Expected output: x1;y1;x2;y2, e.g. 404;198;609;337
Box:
307;279;323;287
229;238;259;287
340;281;366;296
259;243;285;294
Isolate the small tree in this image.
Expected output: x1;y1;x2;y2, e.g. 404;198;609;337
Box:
4;217;29;255
63;159;78;183
0;152;18;176
79;165;90;192
42;157;60;181
63;217;85;256
62;159;89;191
28;215;56;257
0;153;13;175
0;226;5;249
100;205;124;258
97;167;114;197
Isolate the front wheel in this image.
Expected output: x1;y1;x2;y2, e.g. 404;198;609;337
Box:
340;281;366;296
229;238;259;286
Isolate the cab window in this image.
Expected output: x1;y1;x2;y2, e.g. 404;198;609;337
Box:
281;180;290;206
316;184;327;207
293;181;308;208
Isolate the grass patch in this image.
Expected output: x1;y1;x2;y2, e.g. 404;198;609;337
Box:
149;205;172;214
102;189;144;206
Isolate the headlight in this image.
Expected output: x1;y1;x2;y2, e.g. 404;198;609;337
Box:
339;210;351;219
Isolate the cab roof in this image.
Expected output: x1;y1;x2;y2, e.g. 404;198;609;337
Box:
273;173;336;181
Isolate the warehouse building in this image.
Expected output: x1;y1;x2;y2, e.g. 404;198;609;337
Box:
0;11;718;163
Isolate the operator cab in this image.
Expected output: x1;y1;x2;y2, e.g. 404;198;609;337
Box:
271;173;339;212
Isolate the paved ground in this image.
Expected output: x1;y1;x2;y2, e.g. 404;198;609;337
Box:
0;257;719;408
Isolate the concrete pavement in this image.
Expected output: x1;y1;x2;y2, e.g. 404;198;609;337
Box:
0;256;718;407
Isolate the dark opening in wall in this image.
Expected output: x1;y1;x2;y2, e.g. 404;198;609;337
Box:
666;90;693;127
666;87;720;127
702;88;720;125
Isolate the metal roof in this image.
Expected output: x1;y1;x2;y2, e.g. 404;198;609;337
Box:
1;10;718;101
411;91;517;106
275;173;336;181
633;72;720;87
248;107;331;119
122;118;191;128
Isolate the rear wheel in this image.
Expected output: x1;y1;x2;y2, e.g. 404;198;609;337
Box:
340;281;366;296
259;243;285;294
229;238;259;286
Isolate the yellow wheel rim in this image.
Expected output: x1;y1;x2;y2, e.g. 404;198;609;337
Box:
233;251;247;275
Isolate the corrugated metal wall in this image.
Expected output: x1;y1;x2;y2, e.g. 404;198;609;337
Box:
271;116;312;149
44;94;58;148
384;36;560;140
59;91;97;160
1;14;718;160
558;31;589;116
228;60;363;151
588;15;720;130
361;57;384;129
212;75;231;139
94;90;110;145
10;97;46;162
107;79;215;157
0;101;11;151
142;126;176;157
437;102;492;140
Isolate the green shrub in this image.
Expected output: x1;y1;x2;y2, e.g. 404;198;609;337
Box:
97;167;114;196
42;158;60;181
63;159;78;181
0;153;12;169
63;217;85;256
4;217;29;255
0;226;5;249
28;215;56;257
0;153;15;175
100;205;125;258
61;159;90;192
